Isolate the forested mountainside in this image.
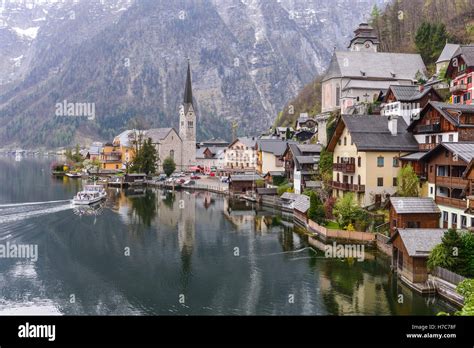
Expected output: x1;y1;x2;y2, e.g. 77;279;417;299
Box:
0;0;380;149
274;0;474;130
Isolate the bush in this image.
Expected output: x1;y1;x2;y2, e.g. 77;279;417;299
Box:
308;192;325;224
333;193;365;230
277;183;293;196
255;179;265;188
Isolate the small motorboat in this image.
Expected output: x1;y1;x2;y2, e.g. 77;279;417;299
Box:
72;191;103;205
72;184;107;205
66;172;82;178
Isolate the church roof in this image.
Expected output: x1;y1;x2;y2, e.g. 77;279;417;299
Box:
145;128;179;143
184;60;193;105
323;51;426;82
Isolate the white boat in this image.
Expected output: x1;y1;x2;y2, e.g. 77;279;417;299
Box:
66;172;82;178
72;184;107;205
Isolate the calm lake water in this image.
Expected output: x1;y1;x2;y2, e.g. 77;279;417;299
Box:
0;157;456;315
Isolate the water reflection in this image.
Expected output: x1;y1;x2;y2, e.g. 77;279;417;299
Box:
0;158;458;315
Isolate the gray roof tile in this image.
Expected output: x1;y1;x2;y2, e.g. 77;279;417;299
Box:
342;115;419;152
390;197;440;214
395;229;445;257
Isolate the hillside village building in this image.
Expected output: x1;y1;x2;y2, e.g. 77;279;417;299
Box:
327;115;419;207
446;45;474;105
316;23;427;146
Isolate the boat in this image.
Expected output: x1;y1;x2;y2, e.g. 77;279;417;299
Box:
66;172;82;178
72;184;107;205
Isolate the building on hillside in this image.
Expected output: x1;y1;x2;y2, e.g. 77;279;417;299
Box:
327;115;419;207
424;43;461;89
283;143;322;194
315;23;427;146
388;228;445;290
263;171;286;186
446;45;474;105
224;137;258;174
295;113;317;131
381;85;442;126
420;142;474;229
256;139;290;175
293;129;316;143
436;43;460;75
406;102;474;152
388;197;441;237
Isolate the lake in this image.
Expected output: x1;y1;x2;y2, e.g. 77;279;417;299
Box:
0;157;456;315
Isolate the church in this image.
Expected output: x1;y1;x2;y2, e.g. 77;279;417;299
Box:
145;61;197;172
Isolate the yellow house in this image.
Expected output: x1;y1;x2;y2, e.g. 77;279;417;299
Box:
256;139;288;175
112;130;137;169
100;143;122;170
327;115;419;207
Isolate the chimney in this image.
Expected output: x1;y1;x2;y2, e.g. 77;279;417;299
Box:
388;115;398;136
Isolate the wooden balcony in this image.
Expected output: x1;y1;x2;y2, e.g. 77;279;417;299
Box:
330;181;365;192
419;143;437;151
450;84;467;94
436;176;468;188
333;162;355;173
435;196;467;209
415;123;441;133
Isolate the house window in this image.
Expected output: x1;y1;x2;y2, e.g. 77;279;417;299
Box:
443;211;448;222
336;85;340;107
461;215;467;228
358;157;361;167
430;186;434;194
393;177;397;187
377;177;383;187
338;139;342;146
170;150;174;160
468;76;472;84
377;156;384;167
188;121;194;128
449;134;454;142
392;157;399;167
425;136;430;144
358;175;361;185
344;137;347;146
438;135;442;143
393;219;397;227
452;213;458;226
337;173;340;182
471;217;474;227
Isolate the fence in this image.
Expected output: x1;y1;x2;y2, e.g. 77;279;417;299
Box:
307;220;376;243
432;266;466;286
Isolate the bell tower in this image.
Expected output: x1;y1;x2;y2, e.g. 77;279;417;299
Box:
179;60;196;169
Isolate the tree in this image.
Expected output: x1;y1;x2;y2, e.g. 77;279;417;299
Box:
308;192;325;224
285;127;292;140
428;229;466;275
131;137;158;175
163;156;176;177
397;164;419;197
333;192;362;229
415;22;450;66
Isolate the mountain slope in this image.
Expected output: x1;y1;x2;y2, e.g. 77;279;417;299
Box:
0;0;380;148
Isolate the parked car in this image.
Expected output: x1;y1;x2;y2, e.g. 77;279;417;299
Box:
209;172;216;177
176;178;186;184
183;180;196;186
220;177;229;183
190;175;201;180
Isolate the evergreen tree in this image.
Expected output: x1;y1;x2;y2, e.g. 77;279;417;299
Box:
308;192;325;224
131;137;157;175
163;156;176;177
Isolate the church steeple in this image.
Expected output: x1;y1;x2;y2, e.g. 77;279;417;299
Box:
184;60;193;105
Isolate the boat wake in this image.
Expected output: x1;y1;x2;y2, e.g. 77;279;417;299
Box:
0;200;73;224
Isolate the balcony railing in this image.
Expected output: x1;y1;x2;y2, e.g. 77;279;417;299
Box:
450;84;467;94
333;162;355;173
415;123;441;133
419;143;437;151
436;176;468;188
330;181;365;192
435;196;467;209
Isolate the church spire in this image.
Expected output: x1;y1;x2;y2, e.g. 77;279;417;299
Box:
183;59;193;105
